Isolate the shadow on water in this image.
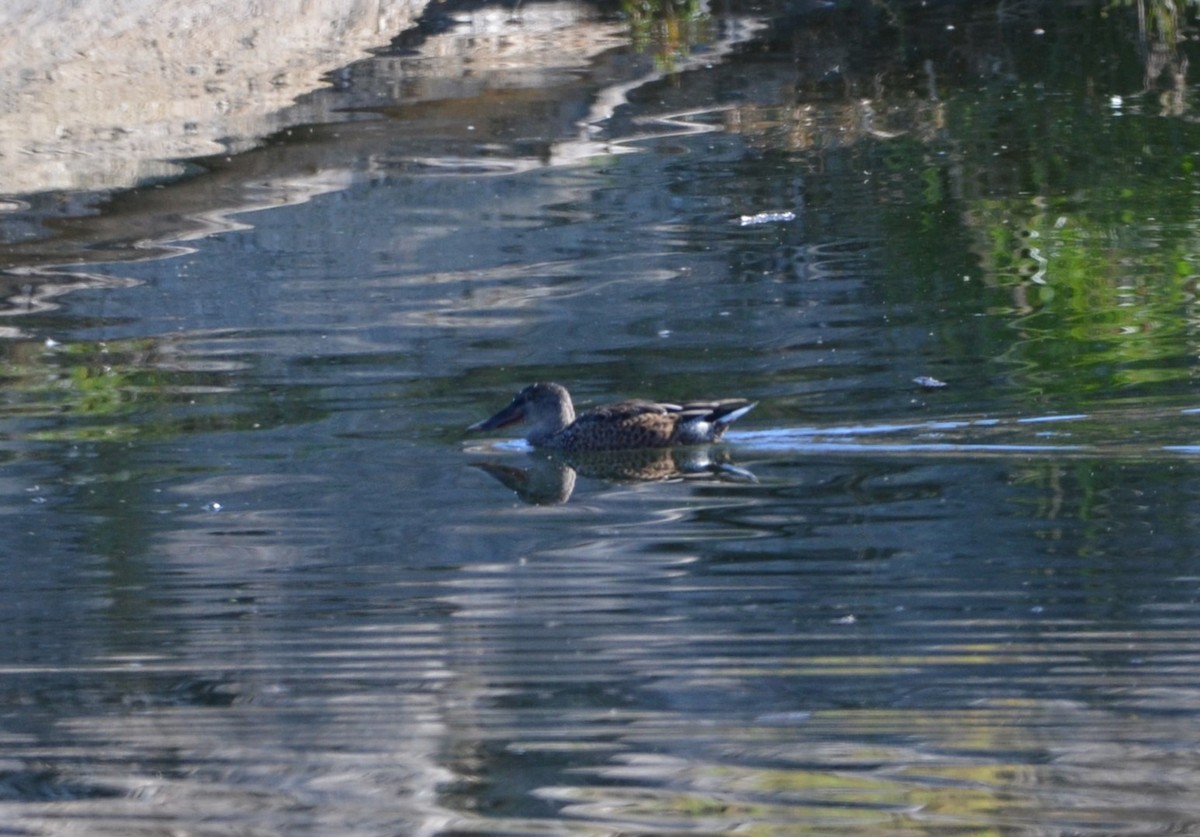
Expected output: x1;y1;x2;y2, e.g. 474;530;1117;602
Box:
469;443;757;504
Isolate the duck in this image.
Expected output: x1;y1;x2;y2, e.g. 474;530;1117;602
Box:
468;382;755;452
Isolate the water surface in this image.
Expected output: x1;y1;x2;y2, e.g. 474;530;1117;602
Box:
3;1;1200;834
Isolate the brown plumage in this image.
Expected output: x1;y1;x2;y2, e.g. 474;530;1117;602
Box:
468;382;756;452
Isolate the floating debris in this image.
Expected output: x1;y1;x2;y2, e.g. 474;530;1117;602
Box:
737;210;796;226
913;376;947;389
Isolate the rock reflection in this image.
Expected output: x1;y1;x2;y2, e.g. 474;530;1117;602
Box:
472;446;756;504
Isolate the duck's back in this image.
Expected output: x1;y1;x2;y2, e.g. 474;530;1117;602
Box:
552;398;753;451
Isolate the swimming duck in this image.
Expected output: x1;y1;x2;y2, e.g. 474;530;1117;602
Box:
468;382;755;452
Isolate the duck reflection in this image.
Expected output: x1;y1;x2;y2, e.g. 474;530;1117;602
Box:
471;446;755;505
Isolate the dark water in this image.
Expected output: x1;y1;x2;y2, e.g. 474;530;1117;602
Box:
4;1;1200;833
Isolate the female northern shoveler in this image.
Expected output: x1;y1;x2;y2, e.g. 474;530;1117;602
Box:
468;382;756;452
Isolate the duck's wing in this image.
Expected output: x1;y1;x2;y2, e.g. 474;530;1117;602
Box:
670;399;755;422
577;399;671;422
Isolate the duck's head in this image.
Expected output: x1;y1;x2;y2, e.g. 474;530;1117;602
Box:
468;382;575;444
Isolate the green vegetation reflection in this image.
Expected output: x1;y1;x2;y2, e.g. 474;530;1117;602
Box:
0;337;319;442
718;0;1200;408
620;0;711;71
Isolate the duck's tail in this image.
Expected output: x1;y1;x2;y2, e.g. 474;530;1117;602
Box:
675;400;756;444
711;401;756;428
